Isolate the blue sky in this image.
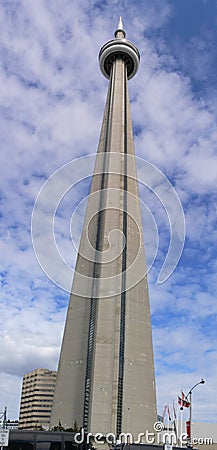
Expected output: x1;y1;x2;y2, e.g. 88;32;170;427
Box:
0;0;217;425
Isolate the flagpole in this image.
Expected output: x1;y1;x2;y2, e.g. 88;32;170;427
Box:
178;388;192;445
175;416;178;446
173;417;177;446
167;404;170;442
173;401;178;446
162;404;167;425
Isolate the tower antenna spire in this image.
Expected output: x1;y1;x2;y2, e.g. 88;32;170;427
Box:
118;16;124;30
114;16;126;38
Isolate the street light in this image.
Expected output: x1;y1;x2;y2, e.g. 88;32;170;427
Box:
186;379;205;445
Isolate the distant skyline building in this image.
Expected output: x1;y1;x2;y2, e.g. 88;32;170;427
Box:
19;368;57;430
50;19;157;437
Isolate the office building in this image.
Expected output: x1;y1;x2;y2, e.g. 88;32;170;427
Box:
19;368;56;430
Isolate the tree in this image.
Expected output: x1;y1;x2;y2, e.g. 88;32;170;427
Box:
51;419;65;431
65;420;79;432
72;420;79;432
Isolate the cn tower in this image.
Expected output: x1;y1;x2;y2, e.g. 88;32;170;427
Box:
50;18;157;438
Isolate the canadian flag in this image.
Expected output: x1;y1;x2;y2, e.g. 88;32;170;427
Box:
178;391;190;408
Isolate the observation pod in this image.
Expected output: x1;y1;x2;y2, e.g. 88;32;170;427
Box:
99;18;140;80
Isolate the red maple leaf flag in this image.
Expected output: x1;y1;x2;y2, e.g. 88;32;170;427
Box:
178;391;190;408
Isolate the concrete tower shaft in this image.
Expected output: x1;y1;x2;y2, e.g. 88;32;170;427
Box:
50;20;157;438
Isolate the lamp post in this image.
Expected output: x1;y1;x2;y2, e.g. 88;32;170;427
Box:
186;379;205;445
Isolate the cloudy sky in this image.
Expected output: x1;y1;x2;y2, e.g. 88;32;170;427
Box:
0;0;217;426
